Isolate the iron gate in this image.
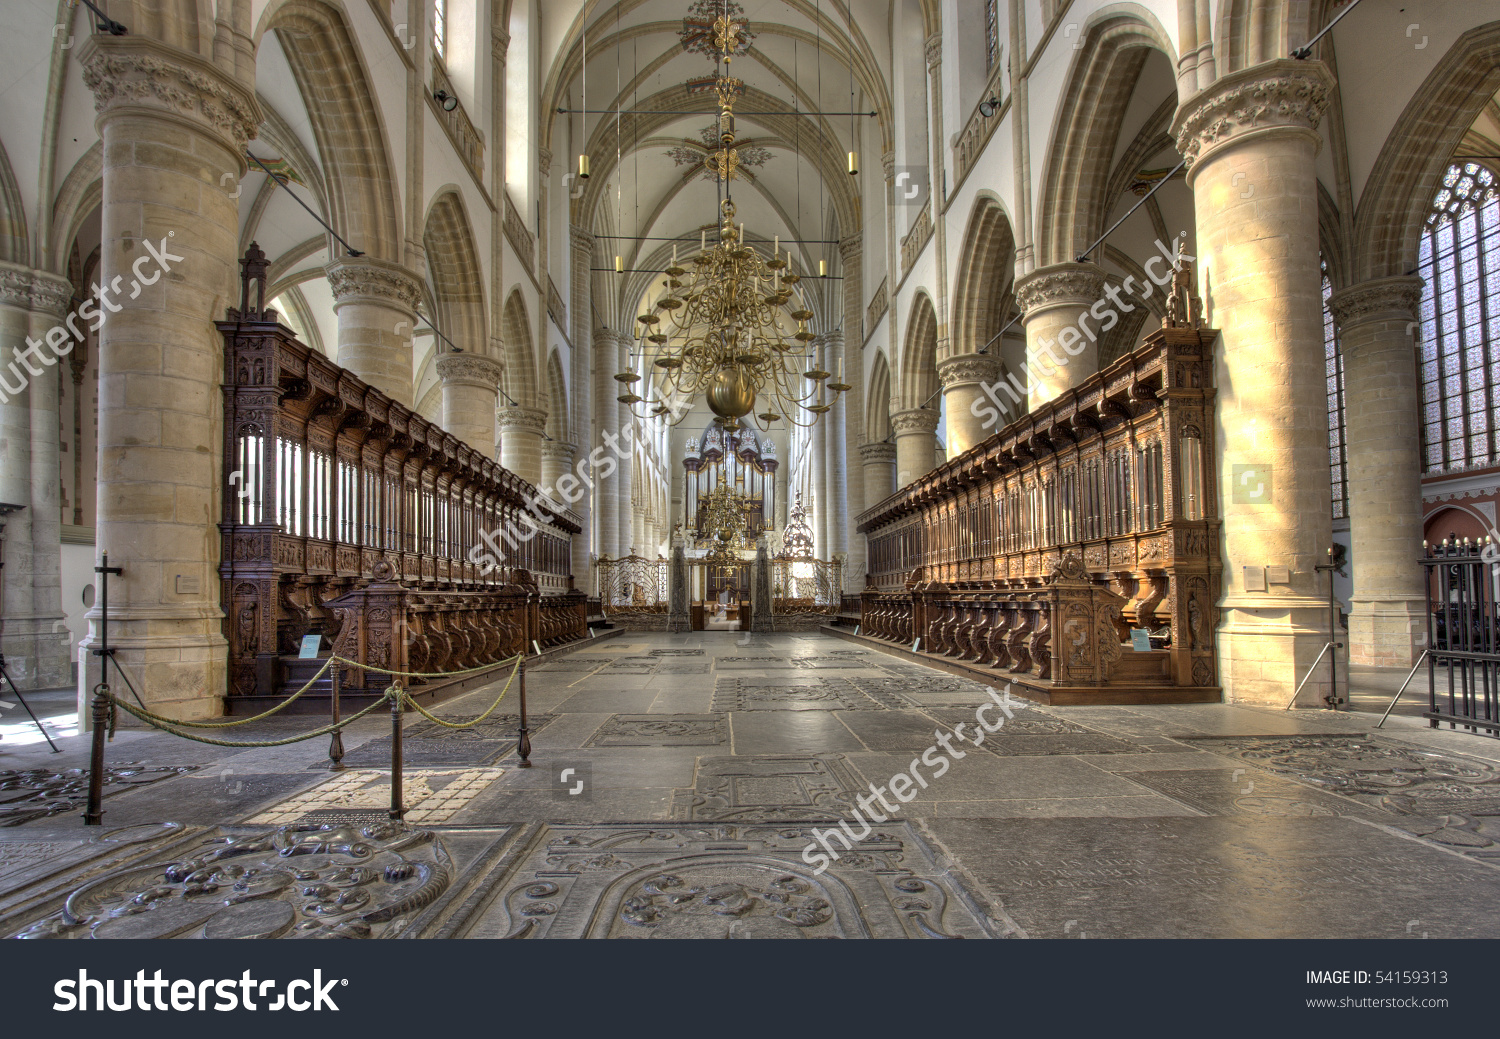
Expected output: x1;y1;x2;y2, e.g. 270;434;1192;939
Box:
1423;538;1500;733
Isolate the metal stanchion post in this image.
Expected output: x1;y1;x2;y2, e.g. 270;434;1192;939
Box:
516;655;532;768
0;653;61;753
84;552;122;825
326;665;344;770
388;683;405;821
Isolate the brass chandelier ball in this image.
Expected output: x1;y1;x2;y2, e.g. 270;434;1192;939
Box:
706;367;756;419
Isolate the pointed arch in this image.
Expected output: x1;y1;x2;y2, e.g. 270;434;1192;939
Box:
866;351;892;442
1351;22;1500;281
950;194;1017;359
501;290;539;406
256;0;402;260
545;349;569;441
0;137;28;266
1035;10;1177;267
422;189;488;352
899;293;939;410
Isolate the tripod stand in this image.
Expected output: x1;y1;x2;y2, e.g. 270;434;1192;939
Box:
0;651;61;753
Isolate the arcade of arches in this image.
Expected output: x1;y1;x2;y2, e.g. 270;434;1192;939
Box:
2;0;1500;941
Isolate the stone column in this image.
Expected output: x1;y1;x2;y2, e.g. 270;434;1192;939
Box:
892;408;939;488
497;405;547;486
435;354;503;456
838;234;866;590
539;439;575;499
0;266;70;689
631;500;646;558
593;327;629;560
25;276;73;688
860;441;897;509
939;354;1003;457
1328;276;1427;667
326;256;422;408
79;34;261;719
1013;262;1106;410
569;226;595;591
1173;59;1337;706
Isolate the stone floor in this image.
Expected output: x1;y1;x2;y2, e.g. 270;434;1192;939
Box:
3;631;1500;939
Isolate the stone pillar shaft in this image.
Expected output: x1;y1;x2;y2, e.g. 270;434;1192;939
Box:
1174;59;1337;706
859;441;897;511
436;354;503;457
1014;262;1106;411
79;35;261;719
892;408;939;489
497;405;547;486
939;354;1003;457
1330;276;1428;667
326;256;422;408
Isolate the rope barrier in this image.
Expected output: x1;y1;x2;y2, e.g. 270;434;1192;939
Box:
105;687;396;748
331;652;525;680
129;654;337;729
399;654;522;729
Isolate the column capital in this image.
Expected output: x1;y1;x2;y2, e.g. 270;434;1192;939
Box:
882;151;896;182
812;330;844;349
325;256;423;316
79;34;262;159
435;354;505;389
541;439;576;463
891;408;940;435
859;441;897;464
838;232;863;261
496;405;548;435
1172;58;1334;170
1014;261;1106;317
924;33;943;70
0;262;70;316
570;224;596;250
938;353;1002;389
1327;275;1425;330
538;147;553;178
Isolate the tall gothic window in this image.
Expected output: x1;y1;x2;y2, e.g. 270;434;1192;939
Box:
1322;261;1348;519
432;0;447;61
985;0;1000;73
1418;162;1500;473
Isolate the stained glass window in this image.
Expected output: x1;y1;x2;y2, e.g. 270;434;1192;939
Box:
985;0;1000;73
1322;261;1347;519
1418;162;1500;473
433;0;446;61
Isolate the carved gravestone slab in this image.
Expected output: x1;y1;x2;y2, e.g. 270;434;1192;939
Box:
338;714;557;768
459;822;1001;939
1121;769;1359;818
714;656;808;669
0;764;200;827
653;660;712;674
928;815;1500;939
671;755;864;821
1;822;519;940
649;649;705;656
605;657;663;673
532;658;612;673
1182;734;1500;859
586;714;728;748
711;677;889;712
851;676;994;708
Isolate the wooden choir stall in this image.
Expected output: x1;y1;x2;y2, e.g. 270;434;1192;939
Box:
857;318;1222;705
217;245;585;713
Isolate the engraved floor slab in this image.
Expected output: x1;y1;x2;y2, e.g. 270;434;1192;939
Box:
712;677;893;712
247;768;504;825
337;714;557;768
586;714;727;748
1185;734;1500;858
649;649;704;656
652;660;712;675
851;676;993;708
1121;769;1362;817
671;755;862;821
0;764;200;827
929;815;1500;939
457;822;1000;938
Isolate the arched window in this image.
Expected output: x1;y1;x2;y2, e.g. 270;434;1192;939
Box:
432;0;446;61
1418;162;1500;473
985;0;1000;72
1322;260;1347;518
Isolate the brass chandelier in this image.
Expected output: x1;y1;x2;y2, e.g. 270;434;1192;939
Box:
615;8;850;430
